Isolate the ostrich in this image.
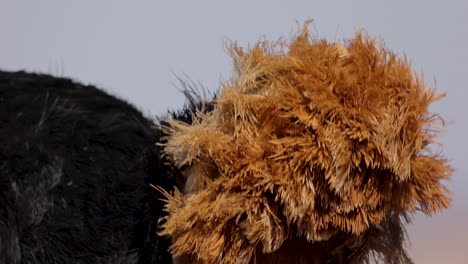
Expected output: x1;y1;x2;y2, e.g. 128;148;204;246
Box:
0;25;451;263
0;70;195;263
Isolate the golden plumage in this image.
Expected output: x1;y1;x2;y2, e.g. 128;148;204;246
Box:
157;24;452;263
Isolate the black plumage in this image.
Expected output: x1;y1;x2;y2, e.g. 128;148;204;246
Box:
0;70;203;263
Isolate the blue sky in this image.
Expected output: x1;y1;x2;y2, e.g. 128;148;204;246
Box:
1;1;467;262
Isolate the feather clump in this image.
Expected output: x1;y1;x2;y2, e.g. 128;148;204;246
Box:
158;24;452;263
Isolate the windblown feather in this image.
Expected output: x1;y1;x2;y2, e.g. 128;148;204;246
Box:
158;24;452;263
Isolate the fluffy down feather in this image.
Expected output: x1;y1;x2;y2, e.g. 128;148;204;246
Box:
158;24;452;263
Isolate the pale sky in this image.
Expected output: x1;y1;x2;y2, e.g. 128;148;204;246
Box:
1;1;467;262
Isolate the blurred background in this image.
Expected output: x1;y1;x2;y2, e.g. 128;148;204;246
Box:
1;1;466;262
